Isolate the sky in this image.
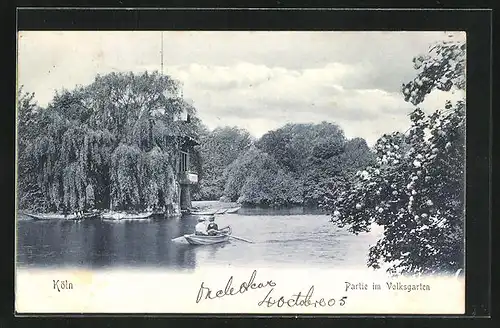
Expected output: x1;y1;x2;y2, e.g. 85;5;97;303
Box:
17;31;465;146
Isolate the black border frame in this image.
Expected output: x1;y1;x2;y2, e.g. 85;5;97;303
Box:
4;5;492;327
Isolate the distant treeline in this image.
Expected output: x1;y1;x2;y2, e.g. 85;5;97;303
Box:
193;123;375;208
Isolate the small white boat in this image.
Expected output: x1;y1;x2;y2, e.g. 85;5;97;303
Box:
101;211;153;220
24;213;78;220
191;208;231;215
225;207;241;214
183;226;232;245
24;212;101;220
190;210;216;216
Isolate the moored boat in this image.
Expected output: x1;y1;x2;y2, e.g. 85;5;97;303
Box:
101;211;153;220
79;212;102;220
24;213;78;220
190;209;216;215
191;208;231;216
183;226;232;245
24;211;101;221
225;207;241;214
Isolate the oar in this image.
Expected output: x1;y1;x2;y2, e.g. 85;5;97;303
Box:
229;235;254;243
171;236;186;243
216;226;252;243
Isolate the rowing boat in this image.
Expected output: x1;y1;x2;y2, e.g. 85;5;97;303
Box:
24;212;101;220
183;226;232;245
101;211;153;220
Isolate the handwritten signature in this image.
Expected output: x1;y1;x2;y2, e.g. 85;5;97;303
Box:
258;285;347;308
196;269;276;303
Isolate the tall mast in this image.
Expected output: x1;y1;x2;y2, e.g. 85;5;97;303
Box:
160;31;164;75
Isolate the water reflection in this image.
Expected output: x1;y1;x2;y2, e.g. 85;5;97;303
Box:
238;206;325;216
17;215;200;270
17;211;382;270
92;221;113;267
155;220;168;264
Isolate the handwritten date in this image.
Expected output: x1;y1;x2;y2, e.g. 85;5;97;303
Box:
258;285;347;308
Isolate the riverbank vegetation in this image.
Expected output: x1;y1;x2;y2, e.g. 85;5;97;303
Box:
222;123;374;207
322;39;466;275
193;126;253;201
193;121;375;207
17;72;201;214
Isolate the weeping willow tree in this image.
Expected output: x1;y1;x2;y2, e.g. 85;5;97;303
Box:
17;71;199;213
17;87;45;211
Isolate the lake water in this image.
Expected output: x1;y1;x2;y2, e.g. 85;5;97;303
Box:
16;207;383;271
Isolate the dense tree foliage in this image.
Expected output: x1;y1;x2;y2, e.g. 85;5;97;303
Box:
222;146;303;206
17;88;44;210
256;122;345;174
17;72;199;213
194;126;253;200
324;39;466;275
19;72;373;212
214;123;374;208
303;137;376;207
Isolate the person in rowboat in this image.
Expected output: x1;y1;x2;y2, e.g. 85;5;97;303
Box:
206;216;220;236
195;217;208;235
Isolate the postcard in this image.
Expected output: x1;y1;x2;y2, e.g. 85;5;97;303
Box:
15;30;466;314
